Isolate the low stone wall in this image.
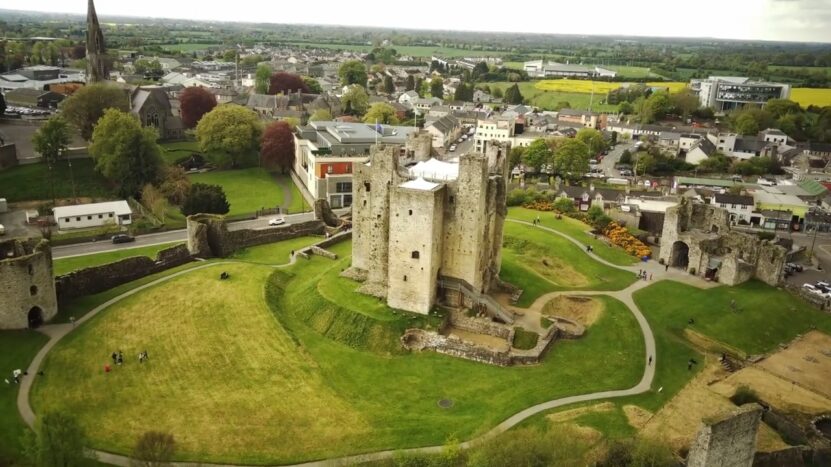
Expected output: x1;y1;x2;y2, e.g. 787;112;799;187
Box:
402;329;512;366
55;244;192;304
444;310;513;340
511;325;560;365
187;214;326;258
310;245;337;260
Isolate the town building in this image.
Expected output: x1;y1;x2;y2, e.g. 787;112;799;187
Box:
129;86;184;140
293;121;425;208
53;200;132;230
348;141;510;315
474;118;515;153
424;115;461;148
710;193;755;224
523;61;616;78
690;77;790;112
557;109;604;130
3;88;65;108
0;66;85;92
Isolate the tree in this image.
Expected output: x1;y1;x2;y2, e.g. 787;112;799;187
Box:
132;431;175;467
504;83;524;105
309;109;333;122
196;105;262;168
454;82;474;101
341;85;369;116
363;102;400;125
509;146;525;169
89;109;164;198
134;58;162;76
554;101;571;111
338;60;368;87
254;64;271;94
303;76;322;94
179;86;217;129
181;183;230;216
405;75;415;91
31;411;87;467
553;138;590;178
260;121;295;173
638;91;670;123
268;72;309;95
669;90;700;119
554;197;575;213
619;149;632;165
383;75;395;94
32;115;71;166
522;139;552;172
618;101;634;114
414;78;424;97
576;128;607;156
159;166;191;204
61;83;129;140
472;61;489;79
430;77;444;99
765;99;802;118
141;184;168;223
492;87;504;99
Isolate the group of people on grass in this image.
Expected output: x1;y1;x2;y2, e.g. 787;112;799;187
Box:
104;349;149;373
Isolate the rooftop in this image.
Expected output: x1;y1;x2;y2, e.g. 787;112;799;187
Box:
399;177;441;191
408;158;459;181
53;200;132;219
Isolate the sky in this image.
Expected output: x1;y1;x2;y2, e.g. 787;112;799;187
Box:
4;0;831;43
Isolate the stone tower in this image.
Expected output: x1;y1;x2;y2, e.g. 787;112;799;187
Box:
86;0;107;83
0;238;58;329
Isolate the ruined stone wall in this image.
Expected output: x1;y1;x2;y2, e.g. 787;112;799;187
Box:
755;243;787;286
387;185;444;314
187;214;324;258
687;404;763;467
0;239;58;329
405;131;433;163
445;310;513;340
55;244;192;304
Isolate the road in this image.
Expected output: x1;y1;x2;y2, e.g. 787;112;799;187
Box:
52;210;325;259
599;141;635;178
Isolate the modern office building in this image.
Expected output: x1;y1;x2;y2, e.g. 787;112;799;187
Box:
690;76;790;112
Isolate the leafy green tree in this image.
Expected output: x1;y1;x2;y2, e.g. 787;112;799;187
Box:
504;83;524;104
341;85;369;116
669;90;700;119
553;138;590;178
472;61;489;79
254;64;271;94
619;149;632;165
764;98;802;118
32;115;71;166
618;101;634;114
730;108;774;135
638;91;670;123
554;197;575;213
430;77;444;99
698;151;731;173
415;78;425;97
181;183;230;216
89;109;163;198
134;58;162;76
492;87;503;99
454;82;474;101
309;109;333;122
338;60;368;87
30;411;88;467
576;128;607;156
405;75;415;91
61;83;129;140
132;431;176;467
363;102;400;125
196;105;263;168
522;139;552;172
383;75;395;94
303;76;322;94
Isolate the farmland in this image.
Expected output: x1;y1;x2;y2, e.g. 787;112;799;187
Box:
533;79;688;94
488;82;618;112
279;41;506;58
504;62;663;79
791;88;831;108
160;42;221;52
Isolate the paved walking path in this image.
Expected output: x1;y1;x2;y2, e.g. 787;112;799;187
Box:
18;221;713;466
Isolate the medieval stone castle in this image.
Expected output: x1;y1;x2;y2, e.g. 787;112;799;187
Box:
0;238;58;329
348;133;510;315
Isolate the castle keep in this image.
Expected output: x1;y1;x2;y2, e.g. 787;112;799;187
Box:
0;238;58;329
349;139;509;315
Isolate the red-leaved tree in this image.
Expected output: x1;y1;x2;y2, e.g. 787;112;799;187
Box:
268;72;309;95
179;87;217;129
260;121;295;173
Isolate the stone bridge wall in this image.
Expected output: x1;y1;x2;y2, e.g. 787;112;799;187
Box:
55;244;192;304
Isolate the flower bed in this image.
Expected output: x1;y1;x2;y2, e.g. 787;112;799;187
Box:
603;222;651;258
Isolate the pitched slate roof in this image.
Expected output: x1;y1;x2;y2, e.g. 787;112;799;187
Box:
714;193;754;206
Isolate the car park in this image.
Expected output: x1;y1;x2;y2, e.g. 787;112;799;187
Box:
111;234;135;244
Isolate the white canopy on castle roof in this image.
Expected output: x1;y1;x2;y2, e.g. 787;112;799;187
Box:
399;177;441;191
408;158;459;181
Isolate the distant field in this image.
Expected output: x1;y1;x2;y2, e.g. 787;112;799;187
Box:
160;43;222;52
488;82;618;112
769;65;831;75
280;42;507;58
504;62;660;79
791;88;831;107
534;79;688;94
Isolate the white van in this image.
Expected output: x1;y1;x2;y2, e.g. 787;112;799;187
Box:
0;224;5;235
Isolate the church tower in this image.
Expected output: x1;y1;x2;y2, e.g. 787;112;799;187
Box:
86;0;107;83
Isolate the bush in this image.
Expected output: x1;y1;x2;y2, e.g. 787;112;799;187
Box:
757;231;776;241
180;183;230;216
603;222;651;258
619;149;632;165
132;431;175;467
507;188;531;206
599;438;675;467
553;197;575;213
467;426;590;467
730;385;760;406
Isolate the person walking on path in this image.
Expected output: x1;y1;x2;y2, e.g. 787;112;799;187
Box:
648;355;653;366
665;263;669;272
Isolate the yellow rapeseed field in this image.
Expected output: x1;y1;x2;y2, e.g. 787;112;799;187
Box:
533;79;688;94
791;88;831;108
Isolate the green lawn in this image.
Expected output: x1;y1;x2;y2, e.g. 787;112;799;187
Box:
189;168;288;217
230;236;320;265
501;222;636;307
53;242;183;276
488;82;618;112
33;240;644;464
633;280;831;357
508;207;639;267
0;159;112;202
0;331;50;465
160;141;201;165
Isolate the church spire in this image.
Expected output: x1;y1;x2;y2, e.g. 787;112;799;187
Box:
86;0;107;83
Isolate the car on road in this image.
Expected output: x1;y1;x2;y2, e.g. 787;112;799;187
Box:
449;145;457;152
268;216;286;226
785;263;803;273
0;224;5;236
111;234;135;244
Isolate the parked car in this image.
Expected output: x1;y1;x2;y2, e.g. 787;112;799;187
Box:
268;216;286;226
803;283;822;296
817;281;830;289
0;224;5;236
449;145;457;152
785;263;803;273
111;234;135;244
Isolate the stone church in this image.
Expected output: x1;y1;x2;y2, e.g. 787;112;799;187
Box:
348;133;510;315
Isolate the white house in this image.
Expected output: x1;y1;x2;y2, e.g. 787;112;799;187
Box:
710;193;754;224
425;115;460;148
398;90;419;106
53;201;132;231
684;139;718;165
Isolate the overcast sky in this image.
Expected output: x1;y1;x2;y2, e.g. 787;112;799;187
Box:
4;0;831;43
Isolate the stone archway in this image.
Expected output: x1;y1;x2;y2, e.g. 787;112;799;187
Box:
28;307;44;329
671;241;690;269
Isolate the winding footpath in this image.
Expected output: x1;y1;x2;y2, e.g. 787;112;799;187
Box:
18;221;714;466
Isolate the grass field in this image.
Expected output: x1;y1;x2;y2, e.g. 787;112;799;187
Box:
0;331;50;465
500;222;636;307
53;242;184;276
791;88;831;108
230;236;319;265
160;141;201;165
488;82;618;112
189;168;289;216
534;79;688;94
160;43;221;52
0;159;112;203
280;42;506;58
507;207;638;267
